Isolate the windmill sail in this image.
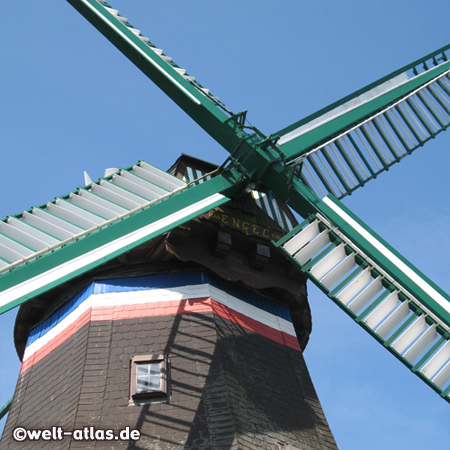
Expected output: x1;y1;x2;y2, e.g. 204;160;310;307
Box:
66;0;251;153
0;162;232;315
275;44;450;198
274;187;450;401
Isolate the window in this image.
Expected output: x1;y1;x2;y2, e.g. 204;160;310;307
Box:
130;354;169;402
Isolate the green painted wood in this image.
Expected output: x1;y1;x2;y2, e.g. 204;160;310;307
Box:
385;314;418;346
275;64;450;199
0;174;236;316
0;397;12;421
66;0;253;155
274;207;450;402
412;337;446;372
275;43;450;139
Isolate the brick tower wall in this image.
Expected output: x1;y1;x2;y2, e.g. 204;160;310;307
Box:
1;271;337;450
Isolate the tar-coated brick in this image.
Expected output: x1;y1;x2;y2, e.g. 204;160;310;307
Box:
1;305;337;450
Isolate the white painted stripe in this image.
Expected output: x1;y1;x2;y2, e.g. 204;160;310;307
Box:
206;286;295;335
24;284;296;360
261;194;274;220
81;0;201;105
186;167;196;183
323;197;450;314
24;286;209;359
210;287;284;331
0;194;226;310
252;191;263;209
278;73;410;146
23;295;95;360
95;285;212;305
271;198;284;227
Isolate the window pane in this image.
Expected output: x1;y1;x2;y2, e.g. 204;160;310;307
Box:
137;378;149;391
137;365;149;378
136;362;161;393
149;364;161;390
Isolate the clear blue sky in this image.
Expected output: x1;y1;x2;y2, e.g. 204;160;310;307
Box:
1;1;449;448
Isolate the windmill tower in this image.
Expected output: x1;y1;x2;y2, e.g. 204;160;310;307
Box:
1;153;339;450
0;0;445;450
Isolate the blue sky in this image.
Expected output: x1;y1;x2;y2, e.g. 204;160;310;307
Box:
1;1;449;448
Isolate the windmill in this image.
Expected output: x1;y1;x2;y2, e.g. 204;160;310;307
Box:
0;0;450;448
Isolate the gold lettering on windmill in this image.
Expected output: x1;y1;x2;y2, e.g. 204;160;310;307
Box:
203;210;283;241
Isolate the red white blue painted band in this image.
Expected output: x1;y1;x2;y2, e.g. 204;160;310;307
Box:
21;273;300;373
27;271;291;346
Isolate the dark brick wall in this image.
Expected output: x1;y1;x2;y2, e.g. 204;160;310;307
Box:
1;310;337;450
1;322;90;450
214;314;337;450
